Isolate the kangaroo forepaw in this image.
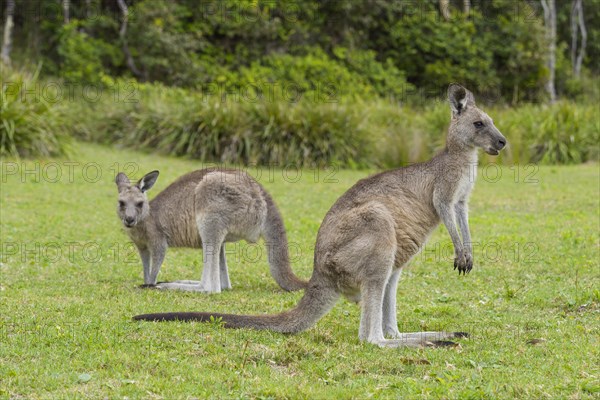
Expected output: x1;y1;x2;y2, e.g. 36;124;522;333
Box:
453;250;473;275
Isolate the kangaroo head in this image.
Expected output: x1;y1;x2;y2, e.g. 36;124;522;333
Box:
115;170;159;228
446;84;507;156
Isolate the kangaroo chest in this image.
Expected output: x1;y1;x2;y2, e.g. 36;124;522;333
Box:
455;172;476;202
127;228;147;248
450;155;478;203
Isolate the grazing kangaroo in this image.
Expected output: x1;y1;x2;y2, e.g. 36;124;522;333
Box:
115;168;307;293
134;84;507;347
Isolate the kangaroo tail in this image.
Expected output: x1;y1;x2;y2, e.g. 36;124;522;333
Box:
261;190;308;291
133;281;338;333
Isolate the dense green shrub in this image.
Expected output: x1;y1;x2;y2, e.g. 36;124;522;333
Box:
125;0;208;85
0;68;72;158
389;14;497;93
331;47;413;100
238;48;373;100
56;22;120;84
235;47;413;101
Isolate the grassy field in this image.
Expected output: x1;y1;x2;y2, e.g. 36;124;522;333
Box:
1;142;599;399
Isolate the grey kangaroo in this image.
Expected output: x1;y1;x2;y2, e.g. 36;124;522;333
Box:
134;84;507;348
116;168;307;293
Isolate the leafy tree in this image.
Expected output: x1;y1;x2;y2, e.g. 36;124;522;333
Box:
1;0;597;102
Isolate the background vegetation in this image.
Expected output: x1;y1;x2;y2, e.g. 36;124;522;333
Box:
1;0;599;164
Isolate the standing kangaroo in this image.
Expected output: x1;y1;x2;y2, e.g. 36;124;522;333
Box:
134;84;507;347
116;168;307;293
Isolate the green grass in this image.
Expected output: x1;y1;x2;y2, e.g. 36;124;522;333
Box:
1;142;599;399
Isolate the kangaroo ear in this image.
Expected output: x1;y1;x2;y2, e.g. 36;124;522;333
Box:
448;83;475;116
137;170;159;193
115;172;130;192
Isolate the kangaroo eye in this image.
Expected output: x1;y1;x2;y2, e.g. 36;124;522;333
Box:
136;202;144;208
474;121;485;128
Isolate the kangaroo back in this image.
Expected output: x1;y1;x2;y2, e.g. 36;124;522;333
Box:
195;171;308;291
133;279;338;332
150;169;219;248
261;189;308;291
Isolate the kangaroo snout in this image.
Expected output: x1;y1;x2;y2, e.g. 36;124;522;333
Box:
497;137;507;149
487;130;507;155
124;216;136;227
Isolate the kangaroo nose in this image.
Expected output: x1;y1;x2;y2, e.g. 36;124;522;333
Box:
125;217;135;224
497;138;506;149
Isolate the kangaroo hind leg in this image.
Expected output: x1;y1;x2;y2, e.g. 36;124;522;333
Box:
197;216;227;293
162;246;229;291
157;216;227;293
359;279;387;344
219;244;231;290
382;268;402;338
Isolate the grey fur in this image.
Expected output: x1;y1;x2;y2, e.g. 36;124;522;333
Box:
116;168;307;293
134;84;506;348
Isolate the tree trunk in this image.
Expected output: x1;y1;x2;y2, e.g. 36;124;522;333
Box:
541;0;557;102
63;0;70;24
463;0;471;14
82;0;92;34
1;0;15;66
570;0;587;78
571;0;578;72
85;0;92;19
440;0;451;21
116;0;143;79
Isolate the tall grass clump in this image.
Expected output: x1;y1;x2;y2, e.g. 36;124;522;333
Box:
0;67;72;158
64;82;375;167
62;80;598;168
365;101;443;167
373;100;600;167
494;102;599;164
